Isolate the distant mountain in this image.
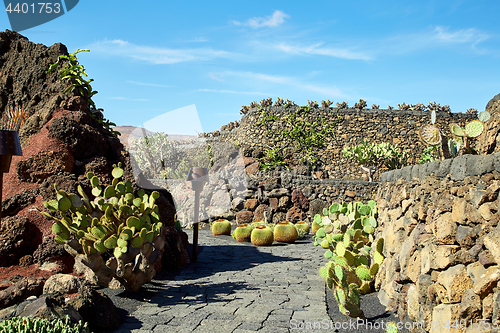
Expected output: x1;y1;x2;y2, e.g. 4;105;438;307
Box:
112;126;198;149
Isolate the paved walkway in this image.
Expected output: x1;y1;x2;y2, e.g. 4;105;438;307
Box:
113;228;329;333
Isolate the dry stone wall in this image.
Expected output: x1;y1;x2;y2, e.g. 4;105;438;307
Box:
375;153;500;333
207;106;475;181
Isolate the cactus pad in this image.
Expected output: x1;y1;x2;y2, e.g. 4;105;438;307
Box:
334;265;344;281
329;202;340;213
419;124;441;145
478;110;491;122
450;123;465;137
363;225;375;234
319;266;328;279
336;242;346;257
358;205;371;216
369;263;379;276
355;265;371;281
465;120;484;138
335;287;346;306
373;251;384;265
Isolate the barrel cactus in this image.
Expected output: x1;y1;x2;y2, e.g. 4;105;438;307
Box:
314;200;384;318
233;223;252;242
211;219;232;236
294;221;310;234
273;220;298;243
36;163;164;292
250;225;274;246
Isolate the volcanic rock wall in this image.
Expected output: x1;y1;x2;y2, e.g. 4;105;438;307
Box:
206;106;476;181
0;30;188;280
375;153;500;332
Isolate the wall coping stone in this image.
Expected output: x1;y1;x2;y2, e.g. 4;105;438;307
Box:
381;152;500;182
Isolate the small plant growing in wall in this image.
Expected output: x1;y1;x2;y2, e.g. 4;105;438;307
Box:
313;200;384;319
47;49;119;136
353;99;367;110
342;141;409;181
321;100;333;108
255;105;343;171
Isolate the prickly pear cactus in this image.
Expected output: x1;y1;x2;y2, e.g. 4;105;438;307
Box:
36;163;165;291
314;200;384;318
419;110;491;158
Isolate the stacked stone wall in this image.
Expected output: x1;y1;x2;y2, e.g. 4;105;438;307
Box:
375;153;500;332
206;106;476;181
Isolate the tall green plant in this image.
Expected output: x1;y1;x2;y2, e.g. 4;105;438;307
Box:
342;141;409;181
47;49;120;137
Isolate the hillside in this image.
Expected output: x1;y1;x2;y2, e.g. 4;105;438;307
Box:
112;126;198;149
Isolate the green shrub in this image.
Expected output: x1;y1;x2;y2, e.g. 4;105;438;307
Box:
342;141;409;181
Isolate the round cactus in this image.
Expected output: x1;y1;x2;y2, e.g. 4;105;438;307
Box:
211;219;232;236
294;221;310;234
250;225;274;246
464;120;484;138
273;221;298;243
419;124;441;145
233;223;252;242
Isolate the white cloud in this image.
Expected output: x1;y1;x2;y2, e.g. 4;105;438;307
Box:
276;42;372;60
433;26;489;46
127;80;173;88
378;26;491;55
198;89;269;95
109;97;149;101
220;71;349;99
90;39;238;64
231;10;289;28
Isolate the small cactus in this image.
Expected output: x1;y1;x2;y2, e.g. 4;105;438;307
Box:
233;223;252;242
308;100;319;108
251;225;274;246
211;219;232;236
273;220;298;243
353;99;367;110
336;101;348;109
321;100;333;108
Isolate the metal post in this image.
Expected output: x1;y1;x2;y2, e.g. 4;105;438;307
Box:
186;167;209;263
192;188;200;262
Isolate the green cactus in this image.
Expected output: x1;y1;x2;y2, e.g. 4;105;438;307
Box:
35;162;164;291
314;200;384;319
0;315;88;333
419;110;490;159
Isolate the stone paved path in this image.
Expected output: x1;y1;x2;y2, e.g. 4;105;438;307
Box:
113;228;329;333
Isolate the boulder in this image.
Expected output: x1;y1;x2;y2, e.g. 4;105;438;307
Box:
477;93;500;155
0;216;38;266
43;274;86;295
0;277;45;309
66;284;121;332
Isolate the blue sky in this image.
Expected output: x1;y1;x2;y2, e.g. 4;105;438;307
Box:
1;1;500;134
